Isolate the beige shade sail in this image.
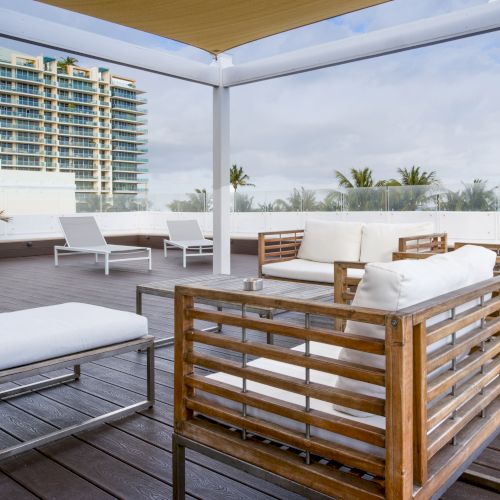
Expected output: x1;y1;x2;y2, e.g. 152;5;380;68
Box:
37;0;389;55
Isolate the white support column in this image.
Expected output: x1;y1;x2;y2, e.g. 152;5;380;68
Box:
212;55;232;275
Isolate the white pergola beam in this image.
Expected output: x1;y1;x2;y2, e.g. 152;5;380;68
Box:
223;2;500;87
0;8;219;86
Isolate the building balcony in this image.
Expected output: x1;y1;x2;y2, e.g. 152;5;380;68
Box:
0;84;44;97
58;95;98;105
58;106;97;116
110;91;147;104
0;109;43;120
57;81;95;93
110;103;147;114
58;117;98;126
111;113;147;124
112;156;149;163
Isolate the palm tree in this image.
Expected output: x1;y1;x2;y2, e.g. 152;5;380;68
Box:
335;168;386;188
230;164;255;191
57;56;78;73
0;209;11;222
391;166;437;186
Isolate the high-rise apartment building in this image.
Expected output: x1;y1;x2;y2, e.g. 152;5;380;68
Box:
0;48;148;205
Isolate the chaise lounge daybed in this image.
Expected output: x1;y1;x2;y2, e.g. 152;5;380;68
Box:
173;245;499;499
0;302;155;460
164;220;214;268
54;216;152;275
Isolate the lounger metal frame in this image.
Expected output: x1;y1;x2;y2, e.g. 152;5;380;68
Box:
55;244;152;275
0;335;155;461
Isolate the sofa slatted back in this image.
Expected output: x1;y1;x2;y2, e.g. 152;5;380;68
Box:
258;229;304;276
401;277;500;496
174;277;500;499
174;286;414;499
398;233;448;255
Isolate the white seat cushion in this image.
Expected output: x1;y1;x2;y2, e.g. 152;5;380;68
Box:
0;303;148;371
359;222;434;263
334;245;497;417
297;219;364;263
262;258;365;284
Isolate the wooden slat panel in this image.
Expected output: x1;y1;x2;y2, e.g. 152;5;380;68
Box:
427;358;500;430
185;396;386;477
180;419;386;500
187;352;386;416
427;341;500;402
427;317;500;372
427;379;500;459
176;284;387;324
188;329;385;386
185;374;386;447
426;297;500;346
188;308;386;354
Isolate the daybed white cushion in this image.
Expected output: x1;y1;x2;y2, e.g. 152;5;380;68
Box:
359;222;434;263
297;220;364;263
334;245;496;417
0;302;148;371
206;341;385;457
262;258;365;284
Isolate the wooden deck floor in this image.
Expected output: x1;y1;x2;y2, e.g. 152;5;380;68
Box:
0;250;498;499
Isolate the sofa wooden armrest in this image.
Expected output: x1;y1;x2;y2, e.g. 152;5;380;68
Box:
258;229;304;277
398;232;448;254
173;278;500;499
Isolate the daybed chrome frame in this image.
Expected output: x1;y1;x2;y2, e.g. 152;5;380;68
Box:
0;335;155;461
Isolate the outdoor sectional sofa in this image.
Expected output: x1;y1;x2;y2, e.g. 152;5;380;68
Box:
258;219;448;285
173;244;499;499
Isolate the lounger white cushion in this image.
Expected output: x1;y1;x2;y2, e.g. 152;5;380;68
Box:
206;341;385;457
261;258;365;284
359;221;434;263
0;303;148;371
334;244;497;417
297;220;364;263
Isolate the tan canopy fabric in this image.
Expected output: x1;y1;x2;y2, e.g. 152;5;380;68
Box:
38;0;389;54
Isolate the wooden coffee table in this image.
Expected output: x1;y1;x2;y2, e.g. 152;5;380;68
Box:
136;274;334;347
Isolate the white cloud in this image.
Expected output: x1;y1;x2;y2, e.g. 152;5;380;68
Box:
1;0;499;196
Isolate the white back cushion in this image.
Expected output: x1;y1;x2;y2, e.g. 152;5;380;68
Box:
297;219;364;263
359;222;434;263
333;245;496;417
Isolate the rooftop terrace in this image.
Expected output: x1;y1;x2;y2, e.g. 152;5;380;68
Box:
0;249;498;499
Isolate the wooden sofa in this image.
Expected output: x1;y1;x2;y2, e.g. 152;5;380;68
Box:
258;220;447;285
173;246;499;499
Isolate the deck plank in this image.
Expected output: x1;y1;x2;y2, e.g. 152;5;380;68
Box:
0;250;495;499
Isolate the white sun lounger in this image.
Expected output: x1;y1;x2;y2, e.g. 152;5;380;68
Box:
54;216;152;275
164;220;213;268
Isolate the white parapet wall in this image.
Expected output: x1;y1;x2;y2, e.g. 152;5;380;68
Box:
0;170;76;215
0;210;499;244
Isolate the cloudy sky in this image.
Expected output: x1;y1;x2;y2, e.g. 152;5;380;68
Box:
1;0;500;202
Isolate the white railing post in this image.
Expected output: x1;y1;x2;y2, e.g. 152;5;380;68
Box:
212;55;232;274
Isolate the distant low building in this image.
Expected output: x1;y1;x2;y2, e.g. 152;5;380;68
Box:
0;47;148;207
